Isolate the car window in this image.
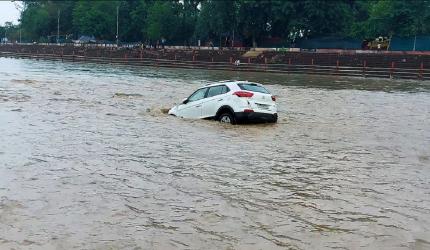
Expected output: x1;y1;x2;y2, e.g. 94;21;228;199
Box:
238;83;270;94
188;88;207;102
207;85;229;98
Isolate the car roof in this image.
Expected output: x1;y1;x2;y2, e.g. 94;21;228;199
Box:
202;80;262;88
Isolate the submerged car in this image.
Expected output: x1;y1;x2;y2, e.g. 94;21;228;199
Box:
168;81;278;124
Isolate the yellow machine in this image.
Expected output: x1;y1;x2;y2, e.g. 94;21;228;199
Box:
363;36;390;50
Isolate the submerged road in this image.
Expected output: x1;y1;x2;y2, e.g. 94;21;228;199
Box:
1;57;430;249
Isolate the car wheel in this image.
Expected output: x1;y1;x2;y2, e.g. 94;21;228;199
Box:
219;112;235;125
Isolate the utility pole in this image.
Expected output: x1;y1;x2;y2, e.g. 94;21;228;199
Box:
232;29;235;48
57;9;60;44
116;5;119;47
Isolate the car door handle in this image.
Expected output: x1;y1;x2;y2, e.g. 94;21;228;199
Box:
217;99;223;101
196;105;201;107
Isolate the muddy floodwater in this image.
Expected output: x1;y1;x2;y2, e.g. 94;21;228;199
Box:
1;57;430;250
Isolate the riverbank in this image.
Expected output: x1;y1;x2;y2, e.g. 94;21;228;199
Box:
1;44;429;80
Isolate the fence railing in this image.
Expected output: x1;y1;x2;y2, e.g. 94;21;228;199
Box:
1;51;429;80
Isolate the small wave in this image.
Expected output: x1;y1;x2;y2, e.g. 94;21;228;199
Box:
113;92;143;98
138;107;171;117
0;93;31;102
48;98;81;102
11;79;37;85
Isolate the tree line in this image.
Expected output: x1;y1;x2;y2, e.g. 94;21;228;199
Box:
1;0;430;47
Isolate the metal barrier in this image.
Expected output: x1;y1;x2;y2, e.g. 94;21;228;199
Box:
1;51;428;80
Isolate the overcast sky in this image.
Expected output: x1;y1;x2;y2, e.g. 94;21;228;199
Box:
0;1;21;26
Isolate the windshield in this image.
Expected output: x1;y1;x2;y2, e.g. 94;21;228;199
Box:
187;88;207;102
238;83;270;94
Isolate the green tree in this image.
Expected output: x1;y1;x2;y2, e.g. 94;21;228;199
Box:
20;2;51;41
145;0;181;42
292;0;353;38
195;0;236;46
270;0;296;41
347;0;373;38
130;0;153;42
116;0;145;42
14;0;430;46
366;0;430;37
73;0;118;40
237;0;272;47
1;22;20;43
20;1;76;42
178;0;200;45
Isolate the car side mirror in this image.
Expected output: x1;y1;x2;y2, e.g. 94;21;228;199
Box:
182;98;189;104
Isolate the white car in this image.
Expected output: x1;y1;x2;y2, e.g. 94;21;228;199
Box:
168;81;278;124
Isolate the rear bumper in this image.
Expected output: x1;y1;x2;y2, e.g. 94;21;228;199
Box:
234;112;278;123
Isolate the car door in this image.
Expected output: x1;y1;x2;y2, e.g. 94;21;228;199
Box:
176;87;208;118
201;85;230;118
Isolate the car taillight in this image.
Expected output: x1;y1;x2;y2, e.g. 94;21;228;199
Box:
233;91;254;98
271;95;276;101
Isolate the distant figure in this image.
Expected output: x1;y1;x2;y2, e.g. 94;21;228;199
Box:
234;59;241;66
161;37;166;49
361;40;370;50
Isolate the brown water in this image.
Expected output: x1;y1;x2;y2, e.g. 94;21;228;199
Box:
1;57;430;250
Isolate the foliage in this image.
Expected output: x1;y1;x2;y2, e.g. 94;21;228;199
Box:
145;1;180;41
366;0;430;37
237;0;271;47
195;0;236;44
73;1;118;40
1;22;20;42
1;0;429;46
